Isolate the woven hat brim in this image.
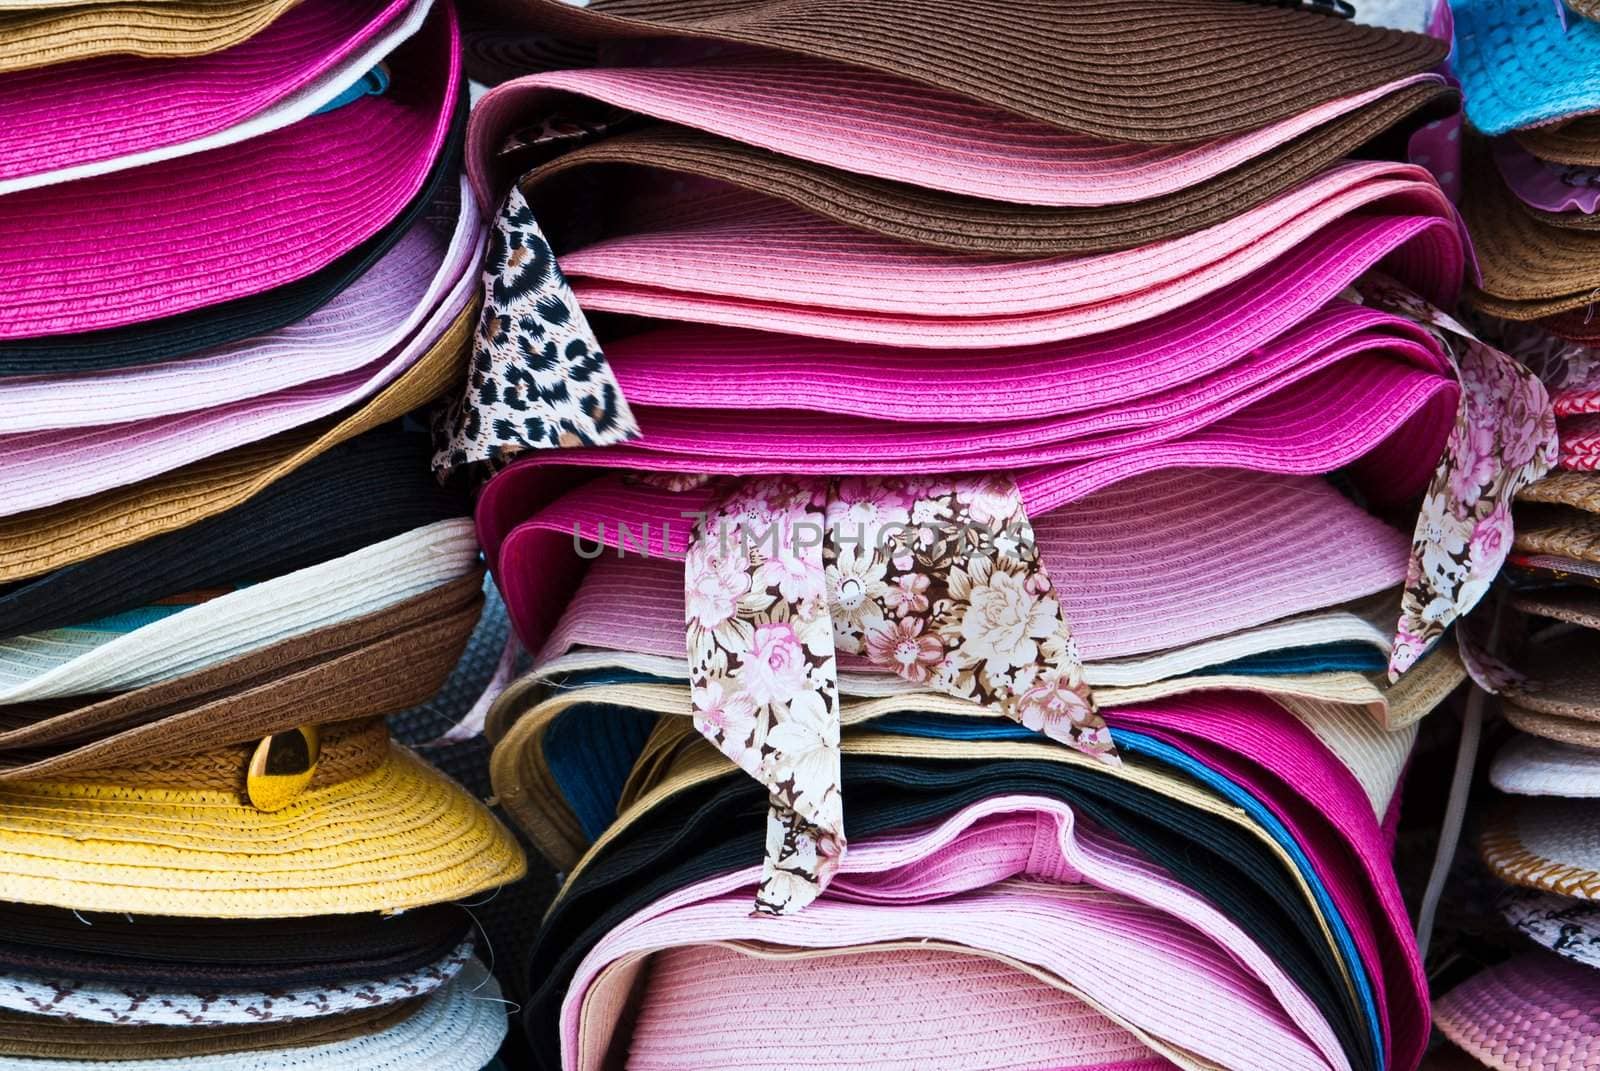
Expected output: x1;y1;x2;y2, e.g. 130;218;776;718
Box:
516;80;1455;256
0;959;507;1071
1499;887;1600;970
0;3;458;343
1516;115;1600;167
1434;954;1600;1071
1490;733;1600;798
1517;469;1600;513
0;297;474;584
472;0;1446;143
0;92;464;377
1513;507;1600;567
0;0;428;197
0;575;484;780
1505;702;1600;749
1511;586;1600;630
1500;631;1600;720
0;999;419;1060
1482;798;1600;899
0;426;468;639
0;210;482;518
1462;140;1600;319
0;745;525;918
0;0;298;75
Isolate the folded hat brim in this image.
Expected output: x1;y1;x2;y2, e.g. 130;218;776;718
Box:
1434;953;1600;1071
1515;115;1600;167
1482;798;1600;899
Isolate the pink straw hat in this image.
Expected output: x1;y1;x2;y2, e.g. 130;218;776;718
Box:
1433;953;1600;1071
0;181;482;515
0;188;467;434
0;0;428;196
466;54;1447;208
0;0;460;341
624;943;1179;1071
563;796;1350;1071
551;161;1461;345
479;467;1408;665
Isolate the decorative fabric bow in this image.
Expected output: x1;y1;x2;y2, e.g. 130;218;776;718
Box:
1360;277;1558;680
685;474;1118;915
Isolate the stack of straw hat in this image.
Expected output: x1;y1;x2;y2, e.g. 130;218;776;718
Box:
422;0;1570;1067
0;0;530;1065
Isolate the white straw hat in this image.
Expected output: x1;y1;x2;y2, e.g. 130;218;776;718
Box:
1491;733;1600;798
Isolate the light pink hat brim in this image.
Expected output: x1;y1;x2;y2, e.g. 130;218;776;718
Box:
0;1;460;341
465;52;1446;208
1434;953;1600;1071
564;797;1349;1071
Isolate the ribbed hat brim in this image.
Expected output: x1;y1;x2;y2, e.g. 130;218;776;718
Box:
0;519;480;704
0;297;474;584
0;959;507;1069
1505;702;1600;749
1516;115;1600;167
0;0;426;196
1491;733;1600;798
510;81;1453;256
0;0;298;75
1511;585;1600;630
1500;631;1600;721
0;746;524;918
472;0;1445;143
1482;798;1600;899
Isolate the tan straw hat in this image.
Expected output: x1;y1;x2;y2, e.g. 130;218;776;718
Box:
0;0;299;74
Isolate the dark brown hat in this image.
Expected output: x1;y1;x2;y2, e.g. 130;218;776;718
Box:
472;0;1447;142
1516;115;1600;167
517;77;1455;256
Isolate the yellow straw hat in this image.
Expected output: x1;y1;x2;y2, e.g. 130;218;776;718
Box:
0;300;472;584
0;0;300;74
0;718;525;918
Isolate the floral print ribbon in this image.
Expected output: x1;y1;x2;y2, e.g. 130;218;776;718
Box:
431;186;638;477
1357;276;1557;679
686;474;1117;915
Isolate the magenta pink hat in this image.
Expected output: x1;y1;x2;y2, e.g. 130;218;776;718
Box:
625;943;1179;1071
1102;693;1429;1071
552;161;1461;346
465;51;1446;208
0;0;426;195
0;0;460;341
563;797;1350;1071
0;181;482;515
481;467;1408;665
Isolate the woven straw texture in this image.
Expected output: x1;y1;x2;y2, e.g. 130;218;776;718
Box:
1506;703;1600;749
474;0;1445;142
0;0;299;74
0;959;506;1069
0;0;426;196
0;1000;418;1060
1513;507;1600;566
1502;631;1600;719
514;79;1454;256
1501;886;1600;970
1518;115;1600;167
0;298;474;584
1483;798;1600;899
1491;733;1600;798
1434;953;1600;1071
1512;586;1600;630
0;742;524;917
0;938;472;1026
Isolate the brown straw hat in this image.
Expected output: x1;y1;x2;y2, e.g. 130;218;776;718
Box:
0;1000;417;1061
1462;140;1600;321
1516;115;1600;167
0;572;484;781
1505;703;1600;749
474;0;1447;142
0;0;299;75
1511;586;1600;631
519;78;1456;256
1502;631;1600;722
1519;469;1600;513
0;300;473;585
